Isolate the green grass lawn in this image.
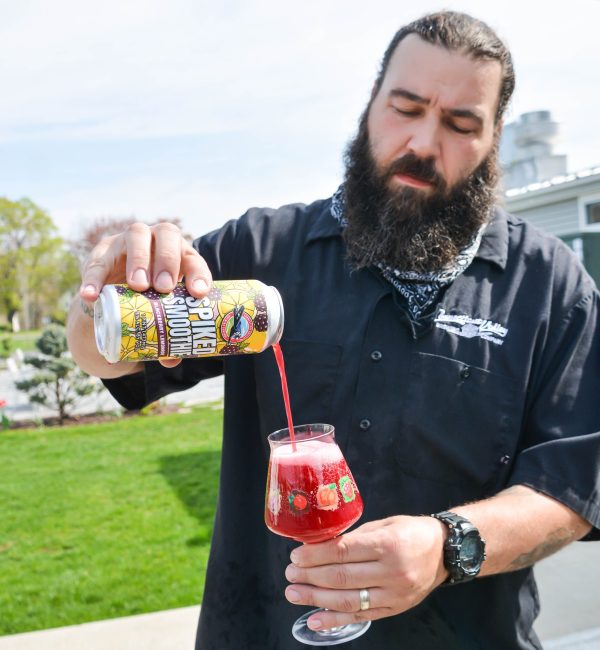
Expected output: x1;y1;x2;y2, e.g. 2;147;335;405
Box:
4;329;42;354
0;405;223;635
0;329;42;362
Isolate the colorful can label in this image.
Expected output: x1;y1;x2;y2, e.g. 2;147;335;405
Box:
94;280;284;363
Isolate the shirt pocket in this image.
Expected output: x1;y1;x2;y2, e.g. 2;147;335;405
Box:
395;351;520;492
254;339;343;439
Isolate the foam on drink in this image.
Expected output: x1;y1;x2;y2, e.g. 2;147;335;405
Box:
270;439;342;464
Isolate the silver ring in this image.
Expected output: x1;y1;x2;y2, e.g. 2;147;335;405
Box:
359;588;370;611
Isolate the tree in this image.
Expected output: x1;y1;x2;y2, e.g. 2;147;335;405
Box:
0;198;80;329
15;325;99;424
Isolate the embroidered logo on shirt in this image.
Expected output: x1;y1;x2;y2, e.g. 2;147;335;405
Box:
434;308;508;346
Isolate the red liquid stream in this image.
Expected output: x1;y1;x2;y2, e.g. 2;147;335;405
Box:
272;343;297;451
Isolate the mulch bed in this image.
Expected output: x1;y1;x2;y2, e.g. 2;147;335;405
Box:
5;404;184;430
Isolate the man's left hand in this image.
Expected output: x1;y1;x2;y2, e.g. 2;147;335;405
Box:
284;515;449;631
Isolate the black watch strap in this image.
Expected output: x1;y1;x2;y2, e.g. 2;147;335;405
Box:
433;511;473;532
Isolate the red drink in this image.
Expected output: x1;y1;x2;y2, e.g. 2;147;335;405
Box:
264;349;372;644
265;428;363;544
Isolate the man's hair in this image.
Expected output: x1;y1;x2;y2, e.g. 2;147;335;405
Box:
374;11;515;123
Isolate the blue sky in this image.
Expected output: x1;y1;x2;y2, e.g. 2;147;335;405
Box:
2;0;599;240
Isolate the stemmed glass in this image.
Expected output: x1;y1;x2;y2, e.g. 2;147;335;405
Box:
264;423;371;646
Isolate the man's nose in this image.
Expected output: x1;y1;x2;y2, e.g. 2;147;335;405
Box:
406;117;440;159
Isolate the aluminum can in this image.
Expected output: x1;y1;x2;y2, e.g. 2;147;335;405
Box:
94;280;284;363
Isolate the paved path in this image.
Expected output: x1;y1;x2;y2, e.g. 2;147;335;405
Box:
535;541;600;640
0;368;225;421
0;607;201;650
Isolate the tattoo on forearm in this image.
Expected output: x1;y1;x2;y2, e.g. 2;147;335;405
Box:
80;300;95;318
508;528;573;571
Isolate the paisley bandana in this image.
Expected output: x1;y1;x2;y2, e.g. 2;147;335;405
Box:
331;185;484;321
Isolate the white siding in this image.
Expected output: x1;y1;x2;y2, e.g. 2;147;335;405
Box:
505;198;579;236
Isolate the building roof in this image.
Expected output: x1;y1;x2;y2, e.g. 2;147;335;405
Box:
504;166;600;200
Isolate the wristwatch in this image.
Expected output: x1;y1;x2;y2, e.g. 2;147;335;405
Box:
431;511;486;585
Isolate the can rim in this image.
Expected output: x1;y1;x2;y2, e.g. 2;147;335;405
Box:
94;285;122;363
265;286;284;348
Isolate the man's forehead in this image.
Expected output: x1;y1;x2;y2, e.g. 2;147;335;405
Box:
380;34;502;115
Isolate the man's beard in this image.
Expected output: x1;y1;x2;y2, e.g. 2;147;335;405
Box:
342;112;500;273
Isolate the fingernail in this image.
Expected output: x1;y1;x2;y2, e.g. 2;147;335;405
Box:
155;271;173;290
285;565;298;581
131;268;148;285
193;279;209;292
286;588;301;603
308;618;322;630
290;550;299;564
81;284;96;296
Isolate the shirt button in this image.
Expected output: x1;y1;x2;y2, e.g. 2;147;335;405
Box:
370;350;383;362
460;366;471;379
359;419;371;431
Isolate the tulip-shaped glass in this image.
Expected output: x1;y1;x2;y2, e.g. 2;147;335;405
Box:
265;423;371;645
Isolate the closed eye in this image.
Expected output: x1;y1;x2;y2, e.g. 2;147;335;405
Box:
392;107;420;117
448;122;476;135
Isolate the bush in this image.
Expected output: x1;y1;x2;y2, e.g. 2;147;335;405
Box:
0;337;11;359
15;325;99;424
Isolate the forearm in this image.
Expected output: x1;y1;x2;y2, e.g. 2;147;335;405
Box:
454;485;593;576
66;296;143;379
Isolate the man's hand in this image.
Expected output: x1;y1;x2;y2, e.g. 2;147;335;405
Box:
68;222;212;376
284;515;448;631
80;221;211;302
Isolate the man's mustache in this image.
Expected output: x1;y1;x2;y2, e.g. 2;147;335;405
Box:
383;154;444;189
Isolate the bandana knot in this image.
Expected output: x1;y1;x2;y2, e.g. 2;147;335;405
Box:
331;185;484;321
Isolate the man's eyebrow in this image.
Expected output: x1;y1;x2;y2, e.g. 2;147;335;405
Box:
389;88;429;104
389;88;484;127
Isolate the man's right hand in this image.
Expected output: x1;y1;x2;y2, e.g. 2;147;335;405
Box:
80;221;212;302
68;221;212;377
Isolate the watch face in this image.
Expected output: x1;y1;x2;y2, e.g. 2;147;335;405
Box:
459;532;484;572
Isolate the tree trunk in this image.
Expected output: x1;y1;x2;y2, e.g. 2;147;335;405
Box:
56;378;65;425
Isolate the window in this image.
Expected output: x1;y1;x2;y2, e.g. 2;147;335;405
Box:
586;201;600;225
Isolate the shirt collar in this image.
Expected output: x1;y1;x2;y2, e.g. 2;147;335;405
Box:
475;207;509;271
306;196;510;272
305;197;343;244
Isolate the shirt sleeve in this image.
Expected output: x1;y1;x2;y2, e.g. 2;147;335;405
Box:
508;289;600;540
101;357;224;411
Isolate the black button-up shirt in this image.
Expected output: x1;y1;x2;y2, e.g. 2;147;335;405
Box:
104;197;600;650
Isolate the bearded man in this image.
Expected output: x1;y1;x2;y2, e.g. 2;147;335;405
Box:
68;11;600;650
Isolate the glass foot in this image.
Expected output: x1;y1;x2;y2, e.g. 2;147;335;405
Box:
291;608;371;646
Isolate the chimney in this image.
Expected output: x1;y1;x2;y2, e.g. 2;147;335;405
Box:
500;110;568;190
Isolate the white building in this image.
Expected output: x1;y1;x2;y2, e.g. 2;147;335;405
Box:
501;111;600;287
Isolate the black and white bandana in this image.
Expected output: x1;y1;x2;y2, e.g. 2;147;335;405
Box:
330;185;484;321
